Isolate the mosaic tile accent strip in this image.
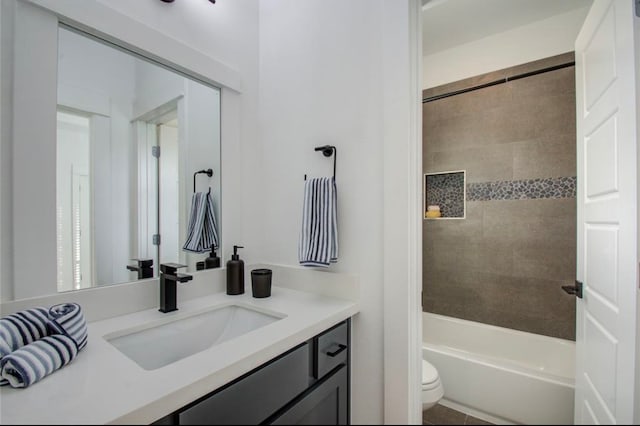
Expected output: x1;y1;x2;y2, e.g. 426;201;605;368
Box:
425;171;465;218
466;176;576;201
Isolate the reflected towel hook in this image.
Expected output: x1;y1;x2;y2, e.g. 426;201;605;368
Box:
193;169;213;193
305;145;337;181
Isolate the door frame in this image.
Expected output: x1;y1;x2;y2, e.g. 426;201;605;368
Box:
382;0;423;424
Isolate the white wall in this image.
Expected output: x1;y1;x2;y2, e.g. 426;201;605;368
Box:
635;4;640;423
0;0;14;301
11;1;58;299
258;1;422;423
422;6;591;89
259;1;384;422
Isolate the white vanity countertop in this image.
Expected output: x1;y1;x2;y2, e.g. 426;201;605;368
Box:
0;286;359;425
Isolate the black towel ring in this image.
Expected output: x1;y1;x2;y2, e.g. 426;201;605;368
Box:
304;145;336;181
193;169;213;193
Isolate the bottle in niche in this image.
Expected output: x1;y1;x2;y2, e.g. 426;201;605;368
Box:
226;245;244;295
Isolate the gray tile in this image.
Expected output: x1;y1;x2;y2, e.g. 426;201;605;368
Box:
509;66;576;99
427;113;487;152
425;83;512;122
429;144;513;183
422;55;577;339
482;205;576;248
458;241;515;276
423;404;467;425
532;93;576;139
482;198;576;219
538;317;576;340
513;244;576;282
423;71;508;101
506;52;574;81
424;201;483;244
465;415;494;425
512;134;576;180
423;297;467;319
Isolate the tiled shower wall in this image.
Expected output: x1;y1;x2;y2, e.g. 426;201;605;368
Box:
422;53;577;340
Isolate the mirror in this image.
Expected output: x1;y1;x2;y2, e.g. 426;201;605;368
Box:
56;26;221;293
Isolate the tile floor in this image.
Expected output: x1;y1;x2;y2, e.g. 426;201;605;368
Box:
423;403;493;425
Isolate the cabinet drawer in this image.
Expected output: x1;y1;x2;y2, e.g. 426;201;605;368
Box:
179;343;310;425
269;364;348;425
315;321;348;379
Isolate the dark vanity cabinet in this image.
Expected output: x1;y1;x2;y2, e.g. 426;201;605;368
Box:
152;320;350;425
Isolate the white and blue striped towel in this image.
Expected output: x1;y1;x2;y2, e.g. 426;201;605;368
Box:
183;191;219;253
298;177;338;267
0;303;88;388
47;303;88;351
0;335;78;388
0;307;50;386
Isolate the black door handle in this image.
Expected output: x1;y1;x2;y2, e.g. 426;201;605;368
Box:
562;280;583;298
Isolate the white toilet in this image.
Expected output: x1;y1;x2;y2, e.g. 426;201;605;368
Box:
422;359;444;410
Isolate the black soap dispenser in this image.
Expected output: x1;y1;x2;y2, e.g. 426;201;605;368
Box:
205;245;221;269
226;245;245;295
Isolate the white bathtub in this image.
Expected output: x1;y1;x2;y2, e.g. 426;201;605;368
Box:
423;312;576;425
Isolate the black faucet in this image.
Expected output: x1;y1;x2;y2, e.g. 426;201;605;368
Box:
159;263;193;313
126;258;154;279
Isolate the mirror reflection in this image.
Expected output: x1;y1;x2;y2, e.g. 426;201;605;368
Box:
56;26;221;293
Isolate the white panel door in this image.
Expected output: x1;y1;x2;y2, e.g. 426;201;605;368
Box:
575;0;638;424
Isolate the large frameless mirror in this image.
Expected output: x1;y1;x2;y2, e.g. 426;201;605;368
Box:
56;25;222;293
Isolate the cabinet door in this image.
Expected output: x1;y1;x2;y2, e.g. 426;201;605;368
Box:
268;364;348;425
179;343;310;425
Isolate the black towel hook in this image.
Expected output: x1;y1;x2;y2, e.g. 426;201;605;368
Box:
193;168;213;193
305;145;336;181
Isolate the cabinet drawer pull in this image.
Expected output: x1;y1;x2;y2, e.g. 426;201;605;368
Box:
326;344;347;358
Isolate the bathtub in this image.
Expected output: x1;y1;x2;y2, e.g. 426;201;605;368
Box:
423;312;576;425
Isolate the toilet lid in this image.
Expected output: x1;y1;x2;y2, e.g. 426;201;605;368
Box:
422;360;439;384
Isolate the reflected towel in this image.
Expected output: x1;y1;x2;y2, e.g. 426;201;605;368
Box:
183;192;219;253
298;177;338;267
0;307;50;386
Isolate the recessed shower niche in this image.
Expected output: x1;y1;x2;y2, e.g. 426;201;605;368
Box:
424;170;466;219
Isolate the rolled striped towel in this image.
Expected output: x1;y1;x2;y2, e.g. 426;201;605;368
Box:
0;303;88;388
0;307;50;386
47;303;88;351
298;177;338;267
0;334;78;388
183;191;219;253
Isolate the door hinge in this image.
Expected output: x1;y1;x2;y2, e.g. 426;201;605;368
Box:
562;280;583;299
153;234;161;245
152;146;160;158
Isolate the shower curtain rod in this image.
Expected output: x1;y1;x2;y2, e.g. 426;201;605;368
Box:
422;61;575;104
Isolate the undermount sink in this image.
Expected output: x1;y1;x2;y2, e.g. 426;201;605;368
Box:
105;304;285;370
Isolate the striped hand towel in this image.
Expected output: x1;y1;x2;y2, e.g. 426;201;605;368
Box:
298;177;338;267
0;307;50;386
183;192;219;253
0;335;79;388
47;303;88;351
0;303;88;388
